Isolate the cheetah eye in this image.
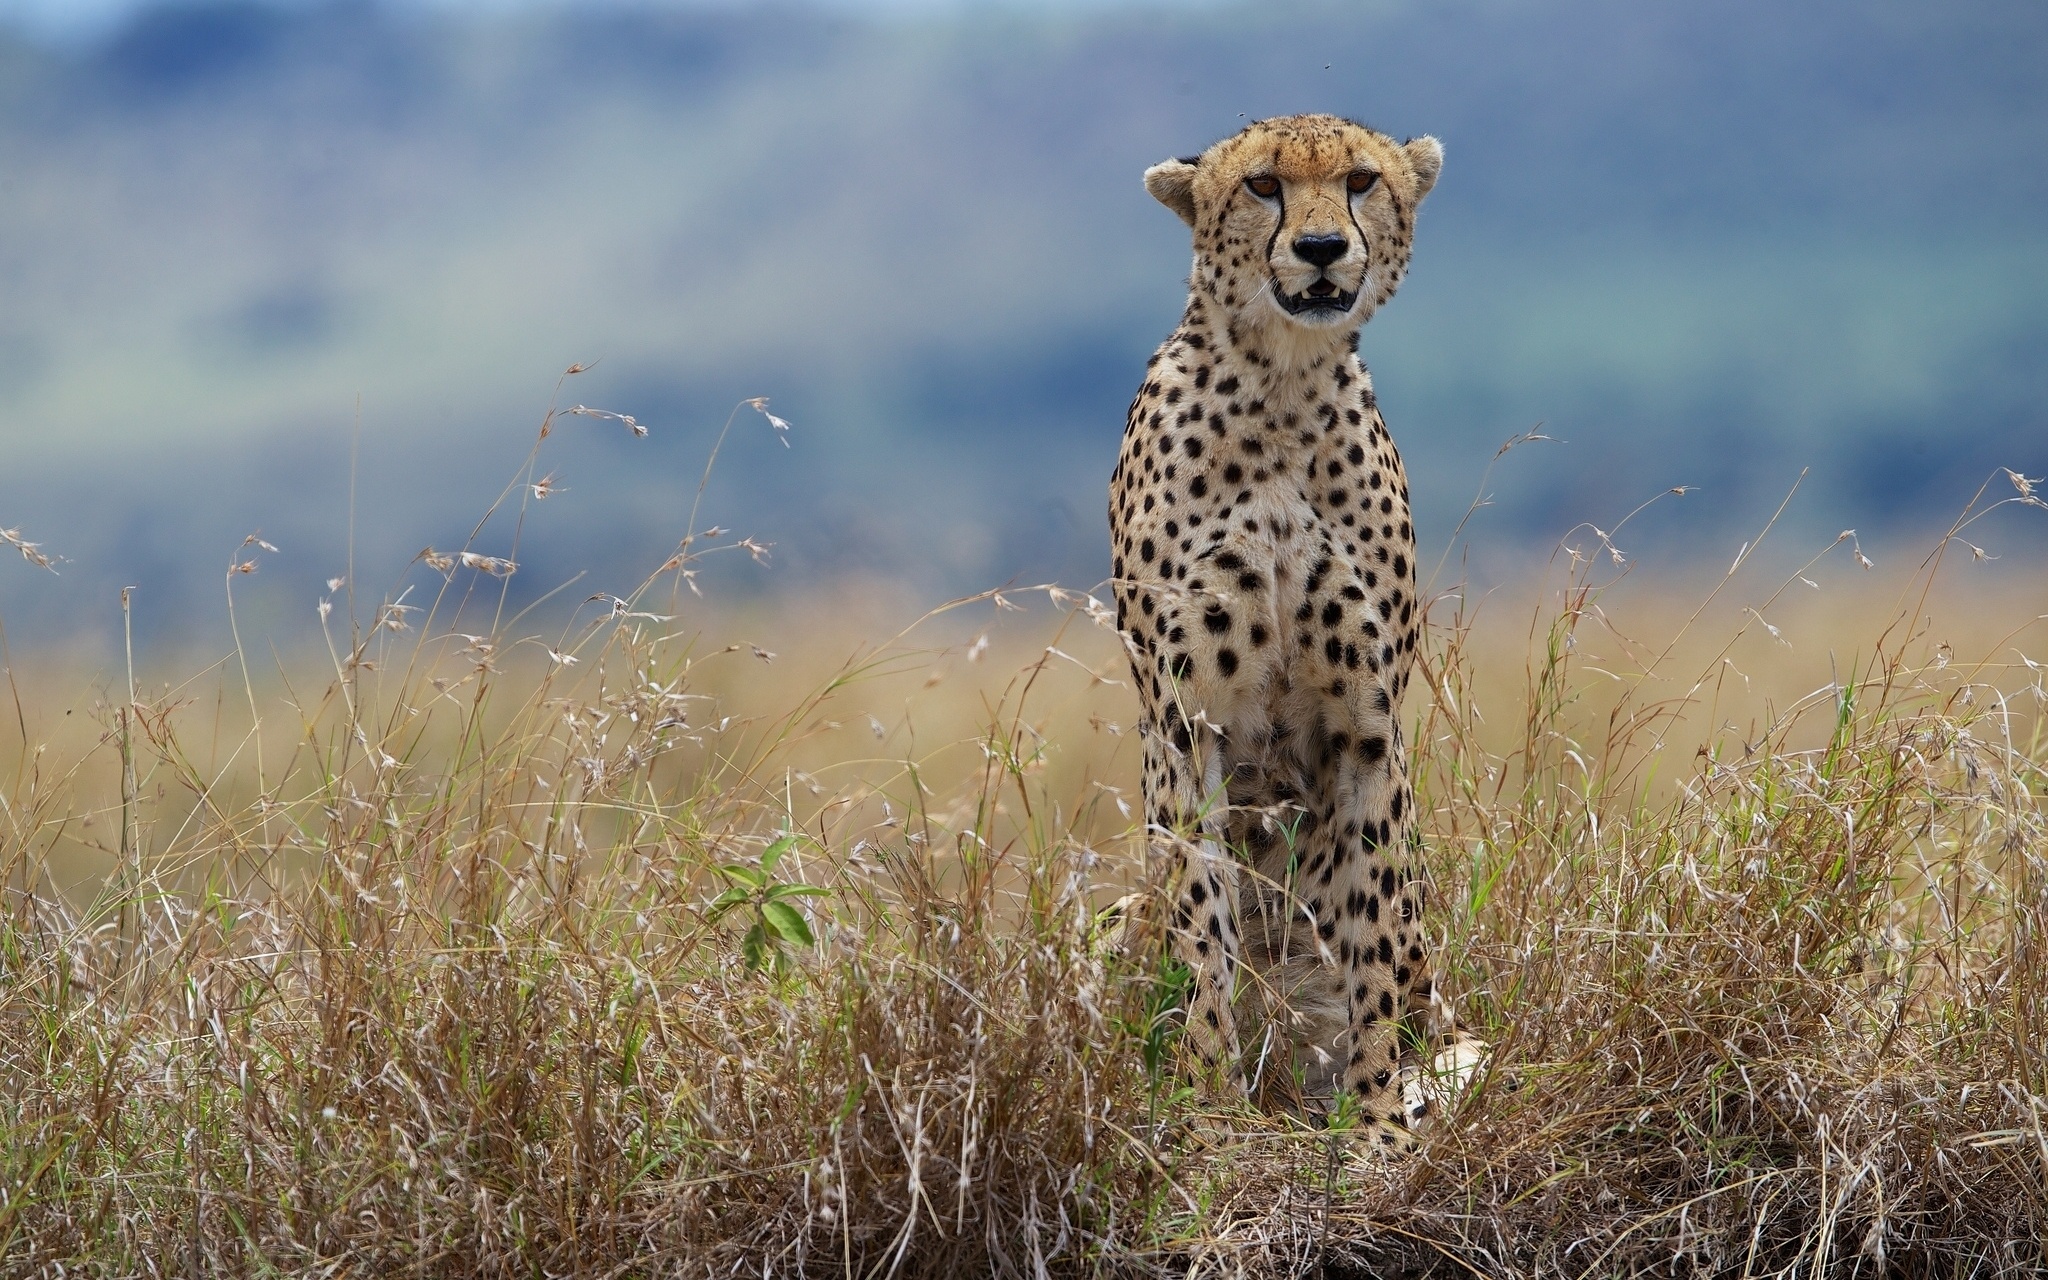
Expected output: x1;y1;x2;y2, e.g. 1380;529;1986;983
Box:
1245;175;1280;199
1347;170;1380;195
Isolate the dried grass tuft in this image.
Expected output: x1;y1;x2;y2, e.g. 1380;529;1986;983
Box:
1;404;2044;1277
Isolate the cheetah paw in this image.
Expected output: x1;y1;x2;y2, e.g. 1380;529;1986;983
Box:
1399;1030;1488;1128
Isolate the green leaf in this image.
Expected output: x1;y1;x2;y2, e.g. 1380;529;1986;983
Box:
764;883;831;901
759;834;797;874
718;864;765;889
618;1021;645;1086
706;887;752;920
761;900;814;947
741;925;769;972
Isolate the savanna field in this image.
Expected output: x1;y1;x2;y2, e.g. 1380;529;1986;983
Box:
2;391;2046;1277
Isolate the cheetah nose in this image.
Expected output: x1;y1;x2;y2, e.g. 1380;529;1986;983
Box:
1291;234;1349;268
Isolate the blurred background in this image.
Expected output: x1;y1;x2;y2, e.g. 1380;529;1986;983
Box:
0;0;2043;660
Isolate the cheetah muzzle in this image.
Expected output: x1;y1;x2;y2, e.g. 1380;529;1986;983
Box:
1111;113;1454;1154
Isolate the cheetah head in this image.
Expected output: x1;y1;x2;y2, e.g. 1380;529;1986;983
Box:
1144;114;1441;346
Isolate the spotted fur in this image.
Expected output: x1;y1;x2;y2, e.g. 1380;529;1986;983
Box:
1111;114;1443;1151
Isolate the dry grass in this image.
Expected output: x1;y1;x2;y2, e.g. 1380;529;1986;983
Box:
2;389;2045;1277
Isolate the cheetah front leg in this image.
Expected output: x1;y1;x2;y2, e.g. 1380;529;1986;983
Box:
1390;724;1440;1048
1343;720;1429;1147
1119;539;1282;1097
1141;716;1246;1093
1288;681;1420;1150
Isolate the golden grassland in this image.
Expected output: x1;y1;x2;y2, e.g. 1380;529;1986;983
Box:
2;398;2046;1276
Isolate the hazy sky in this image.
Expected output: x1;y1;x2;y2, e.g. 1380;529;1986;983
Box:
0;0;1155;41
2;0;2040;645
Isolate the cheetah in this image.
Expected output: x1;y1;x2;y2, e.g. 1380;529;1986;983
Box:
1109;114;1443;1149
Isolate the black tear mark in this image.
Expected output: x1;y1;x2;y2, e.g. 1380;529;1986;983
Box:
1261;152;1287;273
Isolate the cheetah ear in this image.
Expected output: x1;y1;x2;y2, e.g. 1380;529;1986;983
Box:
1402;136;1444;202
1143;157;1199;227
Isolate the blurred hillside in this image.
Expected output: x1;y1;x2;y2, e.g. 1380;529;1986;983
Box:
0;0;2044;654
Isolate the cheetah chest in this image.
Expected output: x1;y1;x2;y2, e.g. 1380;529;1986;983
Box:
1113;367;1415;718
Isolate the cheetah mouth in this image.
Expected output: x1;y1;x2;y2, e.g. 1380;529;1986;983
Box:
1274;278;1359;317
